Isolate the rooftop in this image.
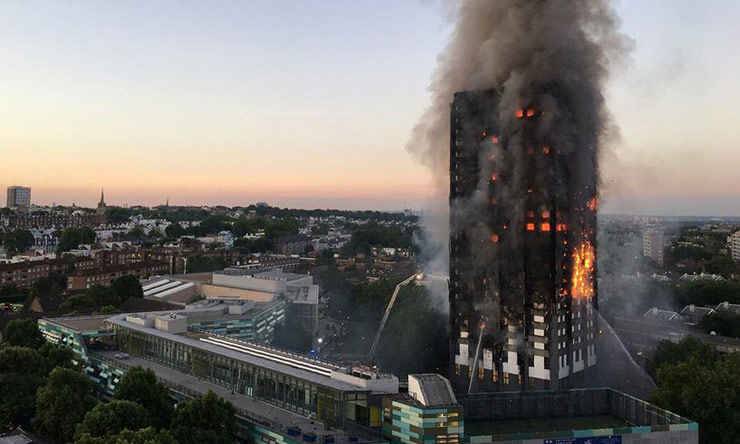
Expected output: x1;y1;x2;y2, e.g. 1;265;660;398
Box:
94;352;381;444
40;315;110;333
107;313;391;393
407;373;458;407
461;388;697;443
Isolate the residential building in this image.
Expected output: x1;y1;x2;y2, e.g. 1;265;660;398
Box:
0;259;69;288
449;90;598;393
643;227;665;266
67;261;168;290
383;374;463;444
6;186;31;210
729;230;740;262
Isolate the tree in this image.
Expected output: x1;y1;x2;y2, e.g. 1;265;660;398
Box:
57;227;96;253
187;255;227;273
2;318;44;348
75;427;177;444
126;227;147;243
652;353;740;444
699;311;740;338
59;293;97;314
0;284;28;304
114;367;173;429
170;391;236;444
164;222;186;239
1;229;34;255
647;337;717;378
38;342;75;373
105;207;133;225
35;367;98;443
75;400;150;440
0;347;47;428
112;275;144;302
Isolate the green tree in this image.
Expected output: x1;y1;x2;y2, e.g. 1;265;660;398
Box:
105;207;133;224
1;229;35;255
170;391;236;444
126;227;147;242
652;353;740;444
2;318;44;348
699;311;740;338
647;337;717;378
114;367;173;429
59;293;97;314
0;347;47;428
164;222;186;239
35;367;98;443
38;342;75;373
0;284;28;304
75;427;177;444
75;400;150;441
112;275;144;302
187;255;227;273
57;227;96;253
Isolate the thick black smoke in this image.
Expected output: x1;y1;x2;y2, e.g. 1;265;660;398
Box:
410;0;630;268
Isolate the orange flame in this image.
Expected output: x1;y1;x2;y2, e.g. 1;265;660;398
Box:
571;242;595;300
491;135;499;144
543;146;551;155
526;108;536;117
541;223;551;232
587;197;598;212
490;233;499;243
491;174;498;182
515;109;525;119
526;223;536;232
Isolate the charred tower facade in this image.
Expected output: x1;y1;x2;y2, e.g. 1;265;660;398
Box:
449;89;598;394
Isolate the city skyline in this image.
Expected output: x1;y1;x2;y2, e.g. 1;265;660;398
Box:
2;1;740;215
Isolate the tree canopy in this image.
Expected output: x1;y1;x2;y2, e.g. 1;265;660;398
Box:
57;227;96;253
75;427;177;444
35;367;98;443
2;318;45;349
1;229;34;255
0;347;48;428
650;337;740;444
170;391;236;444
114;367;173;429
75;400;150;441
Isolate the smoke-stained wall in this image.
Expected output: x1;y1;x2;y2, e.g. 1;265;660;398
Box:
407;1;630;393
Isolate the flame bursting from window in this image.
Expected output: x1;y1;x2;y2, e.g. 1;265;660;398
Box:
571;242;595;300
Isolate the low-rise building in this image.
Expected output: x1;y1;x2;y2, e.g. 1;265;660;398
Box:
67;261;168;290
384;374;463;444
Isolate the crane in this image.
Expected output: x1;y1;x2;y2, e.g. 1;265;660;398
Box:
367;272;422;361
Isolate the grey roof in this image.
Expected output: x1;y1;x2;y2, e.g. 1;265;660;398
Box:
107;315;361;392
42;315;111;333
410;373;457;407
643;307;680;321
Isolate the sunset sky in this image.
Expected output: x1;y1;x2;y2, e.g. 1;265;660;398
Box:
1;1;739;215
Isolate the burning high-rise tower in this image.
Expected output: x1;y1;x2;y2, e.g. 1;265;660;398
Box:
448;88;599;393
403;0;627;395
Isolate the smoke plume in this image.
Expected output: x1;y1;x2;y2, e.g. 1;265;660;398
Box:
410;0;631;275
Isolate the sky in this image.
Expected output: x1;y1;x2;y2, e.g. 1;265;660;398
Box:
1;1;739;215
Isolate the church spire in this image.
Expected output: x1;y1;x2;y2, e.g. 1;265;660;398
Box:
99;188;105;206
